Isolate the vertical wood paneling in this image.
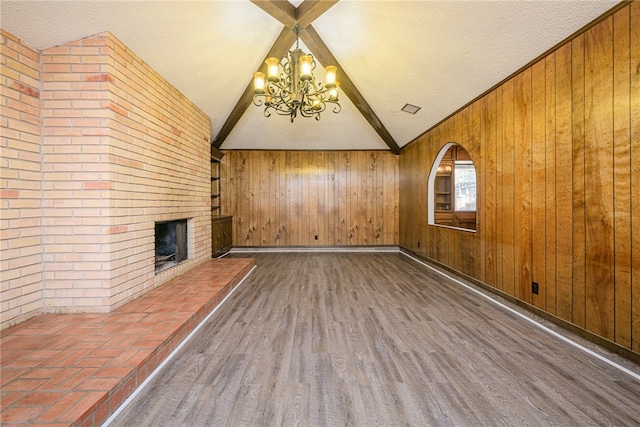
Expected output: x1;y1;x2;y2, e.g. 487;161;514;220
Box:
309;152;319;246
237;151;252;245
502;79;516;296
531;59;546;310
223;151;398;248
268;152;277;245
337;152;348;245
459;108;475;276
630;0;640;354
288;151;300;245
250;151;258;245
478;98;489;284
495;86;504;292
392;154;399;244
555;43;574;321
613;6;632;348
304;152;312;245
584;18;615;341
470;101;484;282
317;152;325;245
451;116;462;272
326;152;337;246
571;34;587;328
260;151;269;245
436;123;450;266
398;4;638;355
514;70;533;303
424;135;431;258
484;92;498;288
422;134;433;259
362;152;372;245
317;152;326;244
276;151;286;245
367;152;375;245
220;149;236;233
401;147;409;248
545;53;557;314
381;153;390;244
373;153;382;244
348;152;358;243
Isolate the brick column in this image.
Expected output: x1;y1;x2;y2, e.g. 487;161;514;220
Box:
39;32;212;313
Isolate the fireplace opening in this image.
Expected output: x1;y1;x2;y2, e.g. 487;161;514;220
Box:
155;219;188;273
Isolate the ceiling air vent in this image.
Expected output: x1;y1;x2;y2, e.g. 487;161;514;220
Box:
401;103;421;114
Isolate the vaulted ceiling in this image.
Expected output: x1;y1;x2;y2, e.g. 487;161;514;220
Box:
1;0;621;152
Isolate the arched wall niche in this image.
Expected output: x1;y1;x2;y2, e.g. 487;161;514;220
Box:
428;143;477;231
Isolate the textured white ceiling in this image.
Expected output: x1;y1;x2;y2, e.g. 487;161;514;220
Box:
0;0;621;151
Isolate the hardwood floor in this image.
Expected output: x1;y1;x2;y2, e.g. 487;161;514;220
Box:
109;253;640;426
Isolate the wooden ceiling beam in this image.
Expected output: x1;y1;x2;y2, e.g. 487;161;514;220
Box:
300;25;401;154
296;1;339;28
251;0;338;29
212;27;297;148
250;0;297;28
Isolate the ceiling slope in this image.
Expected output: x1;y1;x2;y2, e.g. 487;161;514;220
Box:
0;0;622;151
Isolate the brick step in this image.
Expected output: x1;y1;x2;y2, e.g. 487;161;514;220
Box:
0;257;256;426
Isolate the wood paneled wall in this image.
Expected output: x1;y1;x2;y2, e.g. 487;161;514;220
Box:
220;151;398;247
399;3;639;354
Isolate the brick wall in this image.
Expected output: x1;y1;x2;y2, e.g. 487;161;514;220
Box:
0;30;44;328
1;30;212;328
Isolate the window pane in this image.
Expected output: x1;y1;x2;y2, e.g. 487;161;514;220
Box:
454;164;476;211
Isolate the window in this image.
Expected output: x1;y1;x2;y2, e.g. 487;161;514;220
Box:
428;143;477;231
454;162;476;212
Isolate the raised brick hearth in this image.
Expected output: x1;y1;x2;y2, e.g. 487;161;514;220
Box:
1;257;255;426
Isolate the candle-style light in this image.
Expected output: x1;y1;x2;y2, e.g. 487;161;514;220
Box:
253;72;265;94
265;57;280;82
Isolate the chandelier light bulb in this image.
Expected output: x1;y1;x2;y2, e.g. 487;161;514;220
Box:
265;57;280;82
253;72;266;94
299;55;313;81
324;66;337;88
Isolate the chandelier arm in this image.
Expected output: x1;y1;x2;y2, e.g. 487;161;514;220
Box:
252;95;265;107
276;109;293;117
298;106;321;121
267;100;297;115
299;103;326;117
262;81;298;114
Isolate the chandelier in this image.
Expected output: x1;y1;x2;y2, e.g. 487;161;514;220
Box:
252;26;341;122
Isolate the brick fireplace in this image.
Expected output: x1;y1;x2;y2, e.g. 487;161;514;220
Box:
1;30;213;328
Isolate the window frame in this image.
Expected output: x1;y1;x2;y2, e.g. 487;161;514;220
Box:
452;160;477;212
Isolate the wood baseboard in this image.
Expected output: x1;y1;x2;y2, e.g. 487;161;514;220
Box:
230;245;400;253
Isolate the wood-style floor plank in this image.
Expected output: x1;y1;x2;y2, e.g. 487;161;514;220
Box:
110;253;640;426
